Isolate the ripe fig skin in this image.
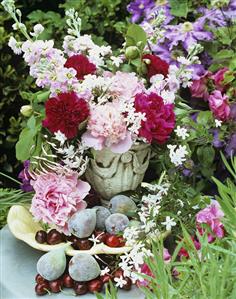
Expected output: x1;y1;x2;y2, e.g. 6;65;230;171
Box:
105;213;129;234
69;253;101;282
36;248;67;281
93;206;111;231
68;209;97;238
110;195;137;216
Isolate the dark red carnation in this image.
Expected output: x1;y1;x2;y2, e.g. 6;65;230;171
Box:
43;92;89;139
143;54;169;79
64;54;96;80
134;92;175;144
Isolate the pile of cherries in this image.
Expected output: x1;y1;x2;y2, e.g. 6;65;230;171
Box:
35;229;126;249
35;266;131;296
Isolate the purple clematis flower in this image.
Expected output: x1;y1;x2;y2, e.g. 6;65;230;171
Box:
225;133;236;157
146;3;174;25
18;160;34;192
165;18;213;50
127;0;155;23
211;129;225;148
198;8;226;28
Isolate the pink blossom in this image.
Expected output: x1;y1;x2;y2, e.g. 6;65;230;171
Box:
196;201;224;240
137;248;171;287
211;68;228;92
208;90;230;121
30;172;90;234
109;71;144;100
82;102;132;153
190;71;210;100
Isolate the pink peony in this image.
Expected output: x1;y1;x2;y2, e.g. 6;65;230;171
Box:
196;201;224;241
134;92;175;144
211;68;228;92
82;102;132;154
190;71;210;100
208;90;230;121
30;172;90;234
109;71;144;100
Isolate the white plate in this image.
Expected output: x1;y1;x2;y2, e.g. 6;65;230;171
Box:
0;226;144;299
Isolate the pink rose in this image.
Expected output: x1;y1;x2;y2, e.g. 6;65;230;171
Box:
208;90;230;121
30;172;90;234
211;68;228;92
196;201;224;241
190;71;211;100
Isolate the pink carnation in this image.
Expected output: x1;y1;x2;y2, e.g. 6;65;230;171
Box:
190;71;210;100
211;68;228;92
134;92;175;144
82;102;132;154
109;71;144;100
196;201;224;241
30;172;90;234
208;90;230;121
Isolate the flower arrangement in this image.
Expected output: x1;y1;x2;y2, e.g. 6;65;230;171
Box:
1;0;236;297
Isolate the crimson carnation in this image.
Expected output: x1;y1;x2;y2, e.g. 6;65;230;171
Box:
64;54;96;80
134;92;175;144
143;54;169;79
43;92;89;139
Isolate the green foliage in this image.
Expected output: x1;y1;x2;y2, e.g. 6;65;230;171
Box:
169;0;189;18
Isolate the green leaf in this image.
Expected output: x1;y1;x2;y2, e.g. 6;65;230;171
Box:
169;0;188;17
197;146;215;167
126;24;147;49
197;111;213;126
15;127;36;161
214;49;235;60
229;58;236;71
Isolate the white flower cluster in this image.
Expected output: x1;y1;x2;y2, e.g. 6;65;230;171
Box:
63;32;112;67
175;126;189;140
167;144;188;166
119;181;170;282
49;131;89;176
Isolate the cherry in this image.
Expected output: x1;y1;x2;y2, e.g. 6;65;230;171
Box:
35;230;47;244
100;274;112;284
35;274;47;284
88;278;103;293
67;235;79;243
113;269;124;279
106;235;121;247
49;279;62;293
77;239;93;250
35;282;49;296
74;282;88;295
94;231;107;243
47;229;63;245
121;277;132;291
85;189;101;208
62;274;74;288
117;236;126;247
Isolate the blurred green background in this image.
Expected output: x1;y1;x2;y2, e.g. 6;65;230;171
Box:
0;0;130;188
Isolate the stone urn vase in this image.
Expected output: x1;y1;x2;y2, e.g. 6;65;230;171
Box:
85;143;151;206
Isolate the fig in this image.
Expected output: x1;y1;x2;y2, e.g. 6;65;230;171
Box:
110;195;137;216
68;209;96;238
105;213;129;234
93;206;111;230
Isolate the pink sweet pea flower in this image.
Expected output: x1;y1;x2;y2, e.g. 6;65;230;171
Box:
211;67;228;92
30;171;90;234
196;201;224;241
208;90;230;121
190;71;211;100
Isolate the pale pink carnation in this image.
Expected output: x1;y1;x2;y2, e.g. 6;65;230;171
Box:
109;71;144;100
208;90;230;121
30;172;90;234
82;102;132;153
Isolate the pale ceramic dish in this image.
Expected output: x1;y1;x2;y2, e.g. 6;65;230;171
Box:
7;205;132;256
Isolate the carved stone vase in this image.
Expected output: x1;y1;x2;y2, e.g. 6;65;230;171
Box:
85;143;151;206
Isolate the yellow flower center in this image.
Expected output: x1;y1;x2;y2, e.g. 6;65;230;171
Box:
139;3;144;9
182;22;193;32
155;0;167;6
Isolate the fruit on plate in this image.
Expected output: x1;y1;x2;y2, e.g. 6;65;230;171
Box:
37;247;67;281
68;209;97;238
93;206;111;230
105;213;129;234
69;253;101;282
109;195;137;216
